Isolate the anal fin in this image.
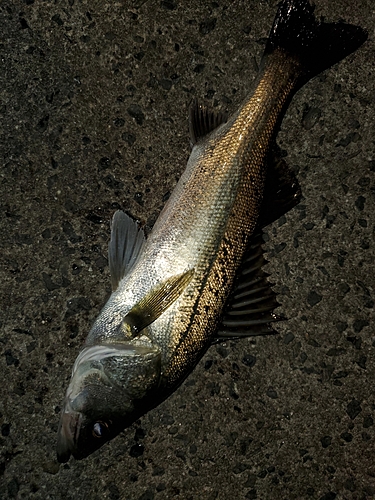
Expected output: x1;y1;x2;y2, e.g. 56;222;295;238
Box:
189;99;227;146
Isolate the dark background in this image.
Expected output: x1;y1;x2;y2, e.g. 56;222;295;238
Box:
1;0;374;498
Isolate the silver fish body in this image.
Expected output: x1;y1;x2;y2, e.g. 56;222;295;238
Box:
57;0;367;462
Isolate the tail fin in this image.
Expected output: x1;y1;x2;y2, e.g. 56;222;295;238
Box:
263;0;367;82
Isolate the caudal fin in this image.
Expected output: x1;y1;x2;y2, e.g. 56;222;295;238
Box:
264;0;367;82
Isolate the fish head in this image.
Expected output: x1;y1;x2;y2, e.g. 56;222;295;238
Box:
57;342;161;462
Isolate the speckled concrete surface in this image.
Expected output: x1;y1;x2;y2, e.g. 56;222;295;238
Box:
1;1;374;499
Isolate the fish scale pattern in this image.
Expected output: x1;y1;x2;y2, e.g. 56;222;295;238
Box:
85;52;300;386
160;51;301;388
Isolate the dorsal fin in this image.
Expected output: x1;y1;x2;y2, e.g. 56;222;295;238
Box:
217;232;281;339
108;211;146;291
217;146;300;339
189;99;227;146
257;143;302;228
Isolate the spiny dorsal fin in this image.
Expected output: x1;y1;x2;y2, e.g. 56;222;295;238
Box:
109;211;146;291
120;268;195;338
217;232;281;340
189;99;227;146
257;143;302;229
217;145;299;339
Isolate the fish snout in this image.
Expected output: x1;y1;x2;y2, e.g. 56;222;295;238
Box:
56;407;82;463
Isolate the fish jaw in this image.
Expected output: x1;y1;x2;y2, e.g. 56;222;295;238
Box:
56;399;131;462
56;397;135;462
56;342;162;462
56;400;81;463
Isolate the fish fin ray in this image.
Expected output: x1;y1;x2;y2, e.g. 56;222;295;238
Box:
214;324;278;342
257;143;302;228
109;210;146;291
217;232;281;339
189;99;227;146
264;0;367;84
121;269;194;337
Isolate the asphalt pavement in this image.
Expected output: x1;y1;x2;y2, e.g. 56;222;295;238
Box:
1;1;374;498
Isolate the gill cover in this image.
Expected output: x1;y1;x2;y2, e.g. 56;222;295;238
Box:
57;343;161;462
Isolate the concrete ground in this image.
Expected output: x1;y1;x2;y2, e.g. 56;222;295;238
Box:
1;0;374;498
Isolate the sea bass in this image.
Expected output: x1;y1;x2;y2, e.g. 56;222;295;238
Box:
57;0;367;462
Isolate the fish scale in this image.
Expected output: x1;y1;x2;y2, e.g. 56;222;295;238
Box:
56;0;367;462
162;53;300;387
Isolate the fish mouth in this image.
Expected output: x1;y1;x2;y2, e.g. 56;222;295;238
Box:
56;406;82;463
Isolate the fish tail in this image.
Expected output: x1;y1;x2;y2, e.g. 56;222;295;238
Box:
263;0;367;83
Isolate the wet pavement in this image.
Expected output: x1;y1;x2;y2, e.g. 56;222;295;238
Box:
1;0;374;498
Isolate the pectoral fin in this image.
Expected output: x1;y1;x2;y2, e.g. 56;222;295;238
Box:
120;269;194;338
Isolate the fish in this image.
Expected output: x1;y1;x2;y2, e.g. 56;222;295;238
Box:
56;0;367;462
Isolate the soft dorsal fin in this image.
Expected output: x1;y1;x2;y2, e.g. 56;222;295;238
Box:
217;232;281;339
119;268;195;338
189;99;227;146
108;211;146;291
257;143;302;229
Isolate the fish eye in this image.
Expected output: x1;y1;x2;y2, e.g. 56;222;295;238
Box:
92;421;110;439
